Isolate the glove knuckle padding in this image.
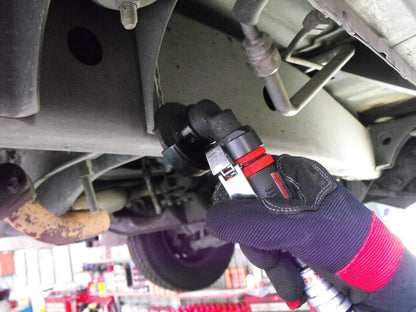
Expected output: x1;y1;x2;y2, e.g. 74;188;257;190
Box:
264;155;338;214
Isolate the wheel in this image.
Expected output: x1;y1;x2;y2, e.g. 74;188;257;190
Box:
127;230;234;291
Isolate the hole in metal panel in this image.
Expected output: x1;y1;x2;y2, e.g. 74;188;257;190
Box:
67;27;103;66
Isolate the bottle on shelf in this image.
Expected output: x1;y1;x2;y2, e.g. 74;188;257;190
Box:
224;267;232;289
230;257;239;289
236;252;247;289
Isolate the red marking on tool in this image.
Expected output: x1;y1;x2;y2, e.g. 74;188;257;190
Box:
272;172;289;199
242;154;274;177
235;147;265;166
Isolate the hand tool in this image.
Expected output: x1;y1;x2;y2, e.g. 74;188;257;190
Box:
155;100;354;312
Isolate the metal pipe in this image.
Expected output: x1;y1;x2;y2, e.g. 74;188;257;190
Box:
0;163;110;245
263;73;292;115
80;176;99;214
282;10;332;71
232;0;270;26
4;203;110;245
240;23;262;41
239;18;355;117
144;174;162;214
262;43;355;116
283;28;324;71
235;3;350;117
109;210;195;236
289;44;355;114
72;188;127;213
142;158;162;214
247;29;354;116
77;160;99;214
264;43;355;116
305;45;344;73
266;44;354;117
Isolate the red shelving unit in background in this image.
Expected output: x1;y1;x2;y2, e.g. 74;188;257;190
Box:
244;295;313;312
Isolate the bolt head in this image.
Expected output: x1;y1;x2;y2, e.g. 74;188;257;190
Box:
118;1;138;30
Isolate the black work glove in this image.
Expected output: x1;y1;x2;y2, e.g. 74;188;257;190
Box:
241;247;307;308
206;155;404;310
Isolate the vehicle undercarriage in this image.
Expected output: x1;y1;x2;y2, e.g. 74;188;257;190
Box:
1;0;416;290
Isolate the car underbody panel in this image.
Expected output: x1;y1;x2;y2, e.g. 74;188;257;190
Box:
1;0;379;180
2;0;416;251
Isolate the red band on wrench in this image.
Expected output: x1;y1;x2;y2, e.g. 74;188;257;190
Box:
242;154;274;178
235;146;265;166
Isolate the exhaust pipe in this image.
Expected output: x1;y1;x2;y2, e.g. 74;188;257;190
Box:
0;163;110;245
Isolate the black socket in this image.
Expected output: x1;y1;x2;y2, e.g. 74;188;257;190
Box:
220;126;263;161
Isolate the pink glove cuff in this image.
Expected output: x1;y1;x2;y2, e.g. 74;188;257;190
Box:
336;211;404;292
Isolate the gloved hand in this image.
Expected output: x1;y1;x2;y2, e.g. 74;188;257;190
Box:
206;155;404;309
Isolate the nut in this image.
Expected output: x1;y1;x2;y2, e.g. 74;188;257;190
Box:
242;33;281;77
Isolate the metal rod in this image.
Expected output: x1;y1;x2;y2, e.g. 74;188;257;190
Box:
264;44;354;116
283;28;324;71
263;73;292;115
305;45;344;73
240;23;262;41
236;6;352;117
239;21;355;116
141;158;163;215
283;10;332;71
76;160;99;214
80;176;99;214
290;44;355;112
144;175;162;214
232;0;270;25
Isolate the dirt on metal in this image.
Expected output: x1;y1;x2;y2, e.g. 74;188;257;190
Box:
1;163;110;245
5;202;110;245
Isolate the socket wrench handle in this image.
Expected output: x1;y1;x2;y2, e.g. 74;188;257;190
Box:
218;126;290;200
208;127;353;312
